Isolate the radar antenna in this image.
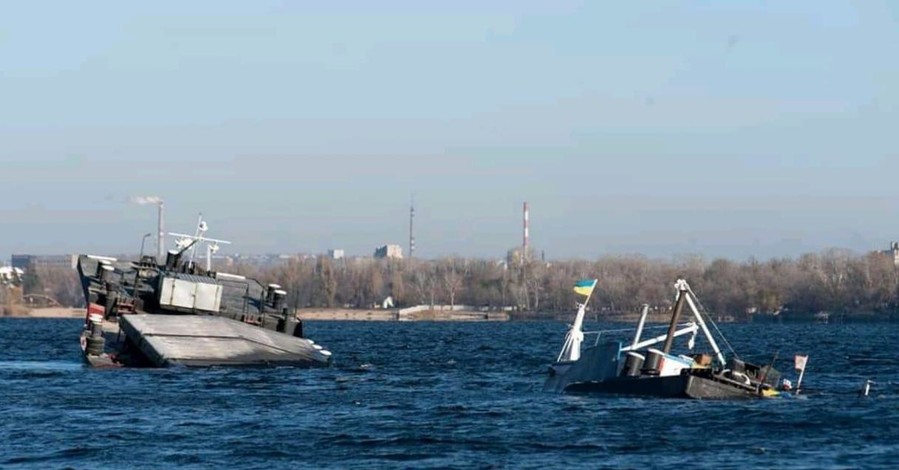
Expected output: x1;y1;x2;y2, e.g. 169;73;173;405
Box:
168;213;231;272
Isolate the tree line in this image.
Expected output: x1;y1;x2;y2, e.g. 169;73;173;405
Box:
20;247;899;319
238;248;899;318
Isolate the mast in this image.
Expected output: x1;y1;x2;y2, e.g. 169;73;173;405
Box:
556;279;597;362
169;215;230;272
522;202;529;264
557;304;587;362
409;195;415;259
631;304;650;347
188;213;203;264
156;200;165;264
661;282;689;354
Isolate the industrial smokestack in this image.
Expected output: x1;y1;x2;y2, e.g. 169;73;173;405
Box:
523;201;529;262
131;196;165;264
130;196;162;205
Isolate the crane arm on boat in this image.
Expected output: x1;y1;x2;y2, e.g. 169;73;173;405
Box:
621;322;698;353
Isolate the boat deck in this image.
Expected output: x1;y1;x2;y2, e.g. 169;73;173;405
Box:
120;314;330;367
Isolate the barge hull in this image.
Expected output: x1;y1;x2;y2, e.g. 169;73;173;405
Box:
563;373;762;399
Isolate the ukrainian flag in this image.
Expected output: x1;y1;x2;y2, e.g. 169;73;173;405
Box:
573;279;597;297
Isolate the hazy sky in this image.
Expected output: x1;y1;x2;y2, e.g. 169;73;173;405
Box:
1;1;897;261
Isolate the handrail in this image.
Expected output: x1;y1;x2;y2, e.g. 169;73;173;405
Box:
581;322;692;336
582;322;694;346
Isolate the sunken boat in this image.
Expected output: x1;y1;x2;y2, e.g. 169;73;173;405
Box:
545;279;785;399
77;215;331;368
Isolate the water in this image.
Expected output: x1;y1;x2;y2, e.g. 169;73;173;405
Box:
2;318;899;469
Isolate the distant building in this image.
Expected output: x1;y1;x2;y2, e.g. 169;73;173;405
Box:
506;247;536;266
374;244;403;259
883;242;899;266
327;249;345;260
229;253;303;267
11;254;77;271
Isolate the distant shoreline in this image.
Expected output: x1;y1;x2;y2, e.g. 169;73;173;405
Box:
7;307;895;324
3;307;510;322
3;307;85;318
296;308;510;321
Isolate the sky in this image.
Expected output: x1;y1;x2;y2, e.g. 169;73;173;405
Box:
1;1;897;261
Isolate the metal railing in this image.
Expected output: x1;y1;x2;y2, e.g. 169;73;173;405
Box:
582;323;695;347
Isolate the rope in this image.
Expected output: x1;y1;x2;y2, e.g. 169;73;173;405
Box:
685;283;738;359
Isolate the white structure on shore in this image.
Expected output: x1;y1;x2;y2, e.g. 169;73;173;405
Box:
0;266;24;286
374;244;403;259
883;242;899;266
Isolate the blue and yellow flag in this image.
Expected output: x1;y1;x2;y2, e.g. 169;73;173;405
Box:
573;279;597;297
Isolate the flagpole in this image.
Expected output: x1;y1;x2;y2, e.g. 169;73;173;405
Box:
557;280;596;362
575;279;598;340
583;282;596;310
796;357;808;393
576;280;597;324
573;280;596;339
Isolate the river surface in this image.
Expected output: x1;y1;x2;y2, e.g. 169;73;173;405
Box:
2;318;899;469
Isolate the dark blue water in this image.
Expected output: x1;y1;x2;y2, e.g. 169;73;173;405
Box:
2;318;899;469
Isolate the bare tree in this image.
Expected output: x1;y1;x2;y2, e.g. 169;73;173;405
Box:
438;258;467;308
314;257;338;307
412;265;437;307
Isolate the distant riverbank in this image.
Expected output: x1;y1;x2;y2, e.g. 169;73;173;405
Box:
3;307;84;318
11;307;896;324
296;308;509;321
5;307;509;322
2;307;656;322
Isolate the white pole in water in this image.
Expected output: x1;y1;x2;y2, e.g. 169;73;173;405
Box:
574;283;597;340
557;303;585;362
796;358;808;392
575;286;597;349
632;304;650;347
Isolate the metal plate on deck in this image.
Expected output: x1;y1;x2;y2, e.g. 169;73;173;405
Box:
120;314;329;367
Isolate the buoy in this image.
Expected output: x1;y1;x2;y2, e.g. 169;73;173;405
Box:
860;379;874;397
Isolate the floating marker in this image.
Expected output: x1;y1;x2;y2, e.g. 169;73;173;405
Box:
861;379;874;397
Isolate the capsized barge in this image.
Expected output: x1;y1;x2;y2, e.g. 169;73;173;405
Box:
545;279;787;399
77;218;331;368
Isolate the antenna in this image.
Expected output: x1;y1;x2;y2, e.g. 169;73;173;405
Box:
409;194;416;259
157;200;165;264
523;201;529;263
188;213;203;263
206;243;220;271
